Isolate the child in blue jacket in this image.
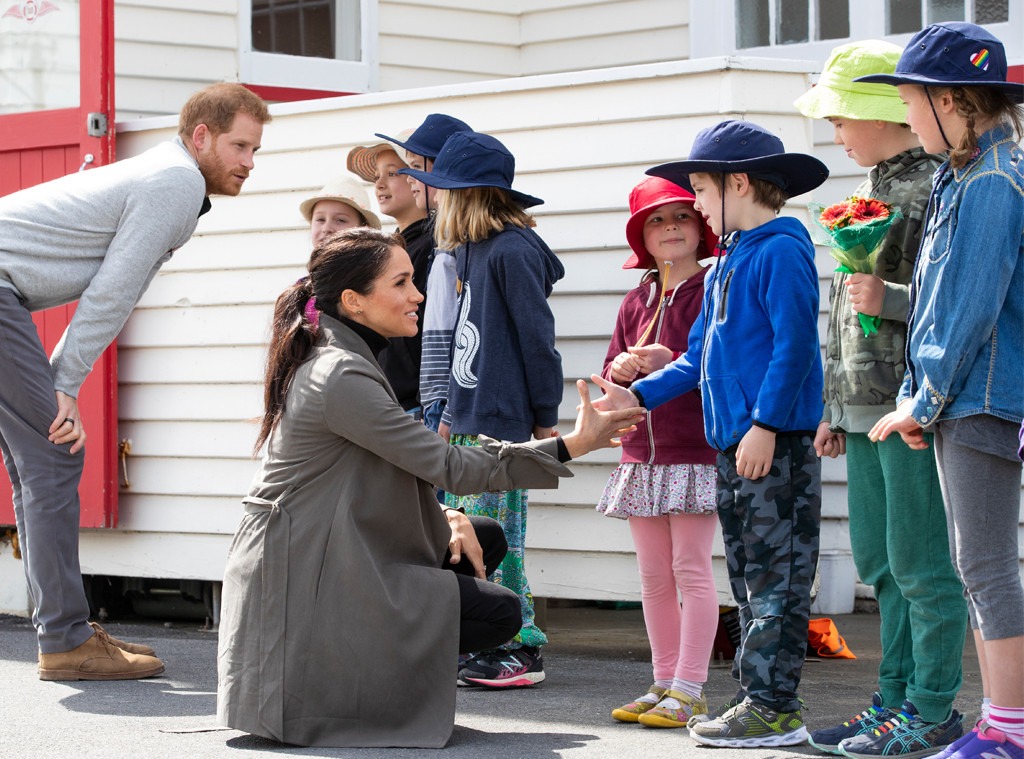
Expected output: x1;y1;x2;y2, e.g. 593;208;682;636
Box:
594;120;829;749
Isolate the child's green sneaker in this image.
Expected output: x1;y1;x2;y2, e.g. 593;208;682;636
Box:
686;690;743;728
690;699;809;748
610;685;665;723
638;689;707;728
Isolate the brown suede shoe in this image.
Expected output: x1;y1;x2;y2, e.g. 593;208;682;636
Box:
88;621;156;656
38;628;165;681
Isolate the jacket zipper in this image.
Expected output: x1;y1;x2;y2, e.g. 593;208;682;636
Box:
646;300;668;465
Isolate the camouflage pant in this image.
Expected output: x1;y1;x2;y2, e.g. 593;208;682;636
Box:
716;434;821;713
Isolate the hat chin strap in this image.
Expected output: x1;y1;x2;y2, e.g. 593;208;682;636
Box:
924;86;955;151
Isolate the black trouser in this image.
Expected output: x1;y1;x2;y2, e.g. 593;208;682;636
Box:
442;516;521;654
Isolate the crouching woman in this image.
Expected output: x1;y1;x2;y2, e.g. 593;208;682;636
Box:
217;227;642;748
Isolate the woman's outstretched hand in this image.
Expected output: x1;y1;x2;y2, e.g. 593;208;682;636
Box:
562;379;644;459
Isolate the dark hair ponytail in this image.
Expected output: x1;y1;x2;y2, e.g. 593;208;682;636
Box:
254;227;405;454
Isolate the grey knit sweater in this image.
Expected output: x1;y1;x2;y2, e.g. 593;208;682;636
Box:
0;138;207;396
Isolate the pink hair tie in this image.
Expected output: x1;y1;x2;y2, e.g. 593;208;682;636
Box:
304;297;320;328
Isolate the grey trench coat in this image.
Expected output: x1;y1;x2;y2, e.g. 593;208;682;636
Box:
217;316;570;748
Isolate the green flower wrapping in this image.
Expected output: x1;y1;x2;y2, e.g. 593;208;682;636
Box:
809;197;903;336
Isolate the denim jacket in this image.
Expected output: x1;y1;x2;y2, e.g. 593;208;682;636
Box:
899;124;1024;426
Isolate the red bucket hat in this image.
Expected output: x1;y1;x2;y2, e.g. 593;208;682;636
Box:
623;176;718;270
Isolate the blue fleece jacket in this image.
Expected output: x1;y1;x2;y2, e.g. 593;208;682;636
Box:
633;216;823;452
443;223;564;442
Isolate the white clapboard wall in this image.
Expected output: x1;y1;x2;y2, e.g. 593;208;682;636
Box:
79;57;1024;602
111;0;693;120
78;58;826;603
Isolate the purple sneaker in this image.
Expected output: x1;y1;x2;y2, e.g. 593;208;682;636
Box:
945;724;1023;759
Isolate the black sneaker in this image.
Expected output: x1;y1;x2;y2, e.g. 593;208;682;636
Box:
838;700;963;758
457;646;545;688
810;693;898;754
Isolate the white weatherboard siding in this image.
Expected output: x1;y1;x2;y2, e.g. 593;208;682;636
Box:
114;0;238;121
82;58;834;604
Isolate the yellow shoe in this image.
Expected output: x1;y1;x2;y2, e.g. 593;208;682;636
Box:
638;689;708;728
611;685;666;723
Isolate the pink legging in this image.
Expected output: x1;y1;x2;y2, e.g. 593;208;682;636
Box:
629;513;719;683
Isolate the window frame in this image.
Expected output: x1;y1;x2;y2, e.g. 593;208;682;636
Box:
238;0;378;93
691;0;1019;61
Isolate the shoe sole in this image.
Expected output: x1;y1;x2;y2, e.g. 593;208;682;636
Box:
690;725;809;748
638;714;690;728
461;672;545;688
808;736;845;754
839;745;952;759
39;663;165;681
611;709;643;723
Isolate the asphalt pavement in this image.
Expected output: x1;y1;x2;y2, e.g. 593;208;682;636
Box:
0;606;982;758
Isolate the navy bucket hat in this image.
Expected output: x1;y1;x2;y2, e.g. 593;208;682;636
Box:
646;120;829;199
399;131;544;208
855;22;1023;103
375;113;472;160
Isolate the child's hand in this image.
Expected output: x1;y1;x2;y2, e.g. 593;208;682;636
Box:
735;426;776;480
627;344;673;375
813;421;846;458
533;425;558;440
590;374;642;412
563;379;644;458
439;421;451;443
609;351;641;383
846;273;884;318
869;402;928;449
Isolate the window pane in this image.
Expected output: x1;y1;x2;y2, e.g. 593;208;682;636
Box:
974;0;1008;23
887;0;921;34
818;0;850;40
251;0;335;58
777;0;809;44
737;0;770;48
928;0;964;23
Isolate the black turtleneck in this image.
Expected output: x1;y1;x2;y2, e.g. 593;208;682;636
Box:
339;316;389;359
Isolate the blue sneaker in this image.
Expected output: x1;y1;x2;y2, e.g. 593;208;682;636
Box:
839;700;963;758
811;693;898;754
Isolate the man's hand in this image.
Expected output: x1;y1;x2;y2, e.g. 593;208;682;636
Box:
445;509;486;579
736;426;775;480
48;391;85;454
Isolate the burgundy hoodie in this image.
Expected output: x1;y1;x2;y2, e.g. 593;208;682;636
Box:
601;267;716;465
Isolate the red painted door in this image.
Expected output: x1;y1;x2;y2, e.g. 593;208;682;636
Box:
0;0;117;527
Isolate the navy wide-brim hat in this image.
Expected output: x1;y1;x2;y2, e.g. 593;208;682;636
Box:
855;22;1023;103
646;120;829;199
375;113;472;160
399;131;544;209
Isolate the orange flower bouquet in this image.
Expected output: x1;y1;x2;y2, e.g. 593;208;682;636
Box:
809;196;902;336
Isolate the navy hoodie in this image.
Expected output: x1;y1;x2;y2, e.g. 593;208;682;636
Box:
442;223;564;442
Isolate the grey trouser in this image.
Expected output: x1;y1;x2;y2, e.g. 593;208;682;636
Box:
934;415;1024;640
0;287;92;653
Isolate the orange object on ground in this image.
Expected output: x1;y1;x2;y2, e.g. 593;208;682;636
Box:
808;617;857;659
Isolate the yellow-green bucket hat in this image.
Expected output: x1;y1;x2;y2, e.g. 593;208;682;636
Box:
794;40;908;123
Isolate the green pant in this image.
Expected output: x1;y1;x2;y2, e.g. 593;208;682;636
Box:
845;432;967;723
